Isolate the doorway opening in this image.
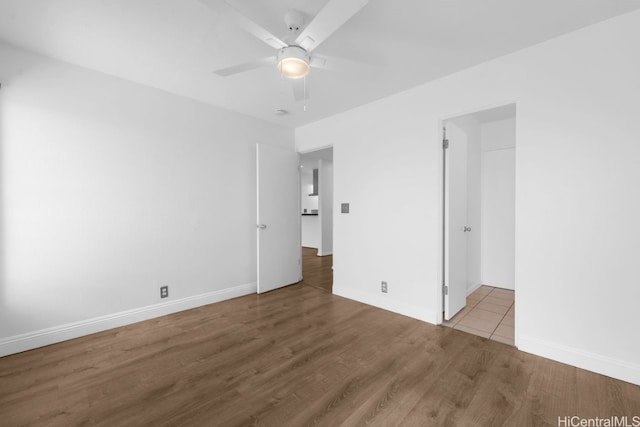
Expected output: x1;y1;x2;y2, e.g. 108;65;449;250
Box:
299;147;333;293
441;104;516;346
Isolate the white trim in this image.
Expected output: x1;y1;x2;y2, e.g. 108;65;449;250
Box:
316;251;333;256
439;100;518;123
296;143;333;155
466;282;482;296
518;335;640;386
0;282;257;357
333;285;438;324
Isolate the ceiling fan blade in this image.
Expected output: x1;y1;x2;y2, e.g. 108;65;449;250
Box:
292;79;309;102
214;56;275;77
295;0;369;52
309;56;328;69
199;0;287;50
310;54;375;76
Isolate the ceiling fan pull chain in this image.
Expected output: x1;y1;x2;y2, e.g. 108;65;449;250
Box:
303;76;307;112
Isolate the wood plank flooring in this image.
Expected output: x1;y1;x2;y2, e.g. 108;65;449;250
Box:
300;246;333;293
1;265;639;425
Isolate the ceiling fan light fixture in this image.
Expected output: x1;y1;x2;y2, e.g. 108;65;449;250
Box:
277;46;310;79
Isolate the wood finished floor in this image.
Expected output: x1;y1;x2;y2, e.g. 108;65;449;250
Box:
1;265;639;425
300;246;333;293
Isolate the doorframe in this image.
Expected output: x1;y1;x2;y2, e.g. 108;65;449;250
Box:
436;101;518;327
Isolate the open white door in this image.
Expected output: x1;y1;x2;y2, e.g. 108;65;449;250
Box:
257;143;301;293
444;123;468;320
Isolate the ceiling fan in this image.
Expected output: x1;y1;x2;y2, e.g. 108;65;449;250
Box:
199;0;369;101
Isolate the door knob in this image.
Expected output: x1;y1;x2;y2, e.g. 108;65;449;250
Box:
257;224;267;229
463;226;471;232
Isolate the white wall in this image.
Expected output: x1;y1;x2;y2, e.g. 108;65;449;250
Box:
296;10;640;385
0;42;294;355
318;159;333;256
482;118;516;151
482;148;516;289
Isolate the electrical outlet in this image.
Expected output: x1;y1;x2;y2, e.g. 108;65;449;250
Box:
160;286;168;298
381;281;388;293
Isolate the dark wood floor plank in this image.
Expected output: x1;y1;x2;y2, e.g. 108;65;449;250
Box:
301;246;333;293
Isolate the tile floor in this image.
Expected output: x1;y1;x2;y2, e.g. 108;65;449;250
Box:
443;285;515;346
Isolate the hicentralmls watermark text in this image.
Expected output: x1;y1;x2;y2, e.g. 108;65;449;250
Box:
558;416;640;427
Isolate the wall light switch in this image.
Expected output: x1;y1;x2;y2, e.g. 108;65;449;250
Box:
341;203;350;214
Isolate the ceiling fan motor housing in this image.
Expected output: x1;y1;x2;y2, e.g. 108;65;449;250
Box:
277;46;311;79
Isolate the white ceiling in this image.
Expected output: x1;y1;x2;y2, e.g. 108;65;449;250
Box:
0;0;638;128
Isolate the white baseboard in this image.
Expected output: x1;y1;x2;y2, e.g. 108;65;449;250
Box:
518;335;640;386
0;282;257;357
333;285;438;324
466;282;482;296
